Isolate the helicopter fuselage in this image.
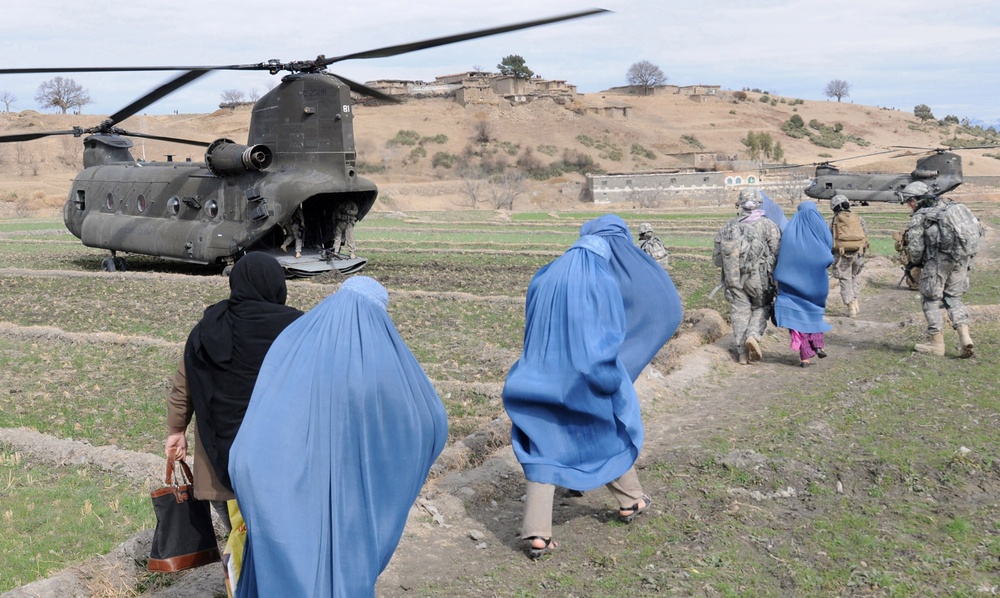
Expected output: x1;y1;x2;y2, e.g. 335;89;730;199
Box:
804;151;963;203
62;71;378;268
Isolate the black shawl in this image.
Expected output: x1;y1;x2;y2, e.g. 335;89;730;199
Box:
184;253;303;491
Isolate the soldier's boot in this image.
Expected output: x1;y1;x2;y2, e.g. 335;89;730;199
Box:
958;324;974;359
852;300;860;315
914;332;945;356
738;352;749;366
280;242;288;253
848;301;858;318
745;337;763;362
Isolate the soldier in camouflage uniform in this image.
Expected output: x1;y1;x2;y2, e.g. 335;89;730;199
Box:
637;222;670;270
828;194;869;317
901;181;984;358
330;200;359;259
280;204;306;259
713;188;782;365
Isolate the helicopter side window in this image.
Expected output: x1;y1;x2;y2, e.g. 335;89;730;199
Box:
136;194;147;213
734;177;743;184
74;190;85;211
748;176;757;184
167;196;180;216
105;193;115;211
725;177;734;185
205;199;219;219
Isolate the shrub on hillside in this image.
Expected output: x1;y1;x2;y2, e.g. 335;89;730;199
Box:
432;152;456;169
387;130;421;146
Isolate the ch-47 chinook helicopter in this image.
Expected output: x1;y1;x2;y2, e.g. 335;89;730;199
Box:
802;148;968;205
0;9;607;277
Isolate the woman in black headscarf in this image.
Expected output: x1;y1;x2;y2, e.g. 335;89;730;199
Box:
165;253;303;525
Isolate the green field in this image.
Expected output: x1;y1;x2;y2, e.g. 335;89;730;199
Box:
1;202;999;596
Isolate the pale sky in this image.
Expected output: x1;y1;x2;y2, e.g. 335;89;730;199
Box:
2;0;998;124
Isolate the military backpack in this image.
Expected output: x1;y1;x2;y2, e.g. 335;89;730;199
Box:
930;201;983;260
716;218;770;289
832;210;867;254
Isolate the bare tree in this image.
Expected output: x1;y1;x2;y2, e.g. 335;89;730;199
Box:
457;165;485;208
824;79;851;102
626;186;665;208
626;60;667;96
0;91;16;112
35;77;93;114
247;88;260;102
488;171;525;210
768;172;809;205
59;136;83;167
220;89;246;105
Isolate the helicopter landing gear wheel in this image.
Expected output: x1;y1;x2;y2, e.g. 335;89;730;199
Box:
113;257;127;272
222;265;234;277
100;257;117;272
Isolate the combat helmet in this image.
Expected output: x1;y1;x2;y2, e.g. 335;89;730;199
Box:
830;194;850;213
737;187;761;211
897;181;933;205
638;222;653;236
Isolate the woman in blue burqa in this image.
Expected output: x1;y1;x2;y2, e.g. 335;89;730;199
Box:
229;276;448;597
502;231;681;559
772;201;834;367
579;214;683;381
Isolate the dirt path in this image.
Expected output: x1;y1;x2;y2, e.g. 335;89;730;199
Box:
373;246;1000;596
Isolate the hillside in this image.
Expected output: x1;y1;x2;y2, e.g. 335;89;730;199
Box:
3;88;1000;215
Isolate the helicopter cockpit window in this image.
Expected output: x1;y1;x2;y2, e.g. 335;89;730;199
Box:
136;194;147;213
167;196;180;216
105;192;115;211
205;199;219;219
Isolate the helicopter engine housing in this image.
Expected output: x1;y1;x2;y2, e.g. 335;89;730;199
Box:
205;138;273;176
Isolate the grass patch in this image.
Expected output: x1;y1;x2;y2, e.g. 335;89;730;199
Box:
0;447;157;593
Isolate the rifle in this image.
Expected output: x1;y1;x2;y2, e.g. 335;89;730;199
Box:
897;263;918;288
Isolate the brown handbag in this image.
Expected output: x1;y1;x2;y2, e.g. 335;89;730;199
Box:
147;454;222;572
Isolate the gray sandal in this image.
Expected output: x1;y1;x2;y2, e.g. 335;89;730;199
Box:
618;495;651;523
526;536;557;559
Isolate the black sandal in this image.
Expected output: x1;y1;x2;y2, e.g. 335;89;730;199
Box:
618;495;651;523
526;536;558;559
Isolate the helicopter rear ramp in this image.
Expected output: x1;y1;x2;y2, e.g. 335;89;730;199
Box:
270;251;367;277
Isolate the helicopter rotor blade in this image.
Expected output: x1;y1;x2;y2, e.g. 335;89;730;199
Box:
106;70;212;127
319;8;611;65
335;74;403;103
0;64;257;75
765;148;905;171
0;130;80;143
1;9;610;76
118;131;212;147
824;148;905;164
